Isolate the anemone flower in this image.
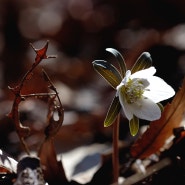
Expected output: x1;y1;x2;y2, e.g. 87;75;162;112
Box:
93;49;175;136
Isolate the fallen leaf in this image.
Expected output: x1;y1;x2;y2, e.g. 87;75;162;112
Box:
38;138;68;184
130;78;185;159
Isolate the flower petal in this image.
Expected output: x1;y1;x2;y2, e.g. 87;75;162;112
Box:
131;67;156;79
124;97;161;121
116;70;131;90
117;87;134;120
143;76;175;103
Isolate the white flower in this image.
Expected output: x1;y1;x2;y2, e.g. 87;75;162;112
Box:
116;67;175;121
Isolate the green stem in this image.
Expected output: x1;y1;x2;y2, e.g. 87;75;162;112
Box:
113;113;120;183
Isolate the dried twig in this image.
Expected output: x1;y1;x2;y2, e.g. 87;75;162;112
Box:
8;41;57;155
111;157;172;185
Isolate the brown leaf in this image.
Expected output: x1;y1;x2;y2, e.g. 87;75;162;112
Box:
38;138;68;184
44;103;64;138
30;41;48;64
130;78;185;159
30;40;57;64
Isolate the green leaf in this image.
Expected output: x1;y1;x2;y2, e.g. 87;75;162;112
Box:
106;48;127;78
92;60;122;89
129;115;139;136
104;95;121;127
131;52;152;74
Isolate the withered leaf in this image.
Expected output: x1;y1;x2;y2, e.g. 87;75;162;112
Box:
30;41;48;64
45;104;64;138
38;138;68;184
30;40;56;64
130;78;185;159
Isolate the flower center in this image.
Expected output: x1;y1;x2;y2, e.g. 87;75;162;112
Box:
124;78;144;104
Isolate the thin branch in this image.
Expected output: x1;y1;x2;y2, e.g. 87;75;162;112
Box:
21;92;56;98
8;41;56;154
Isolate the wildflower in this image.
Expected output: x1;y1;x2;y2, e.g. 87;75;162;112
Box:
93;49;175;136
116;66;175;121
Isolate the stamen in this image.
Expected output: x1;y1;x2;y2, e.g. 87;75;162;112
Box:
125;79;145;104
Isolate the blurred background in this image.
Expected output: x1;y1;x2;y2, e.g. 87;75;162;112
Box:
0;0;185;181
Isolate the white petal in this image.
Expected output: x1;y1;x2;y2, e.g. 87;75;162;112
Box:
131;67;156;79
137;78;150;88
143;76;175;103
116;70;131;90
125;70;131;80
117;88;133;120
124;97;161;121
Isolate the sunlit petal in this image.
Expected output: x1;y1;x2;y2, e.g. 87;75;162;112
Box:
131;66;156;79
117;70;131;89
117;87;133;120
143;76;175;103
125;97;161;121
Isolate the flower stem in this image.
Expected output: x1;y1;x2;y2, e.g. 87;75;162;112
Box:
113;113;120;183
